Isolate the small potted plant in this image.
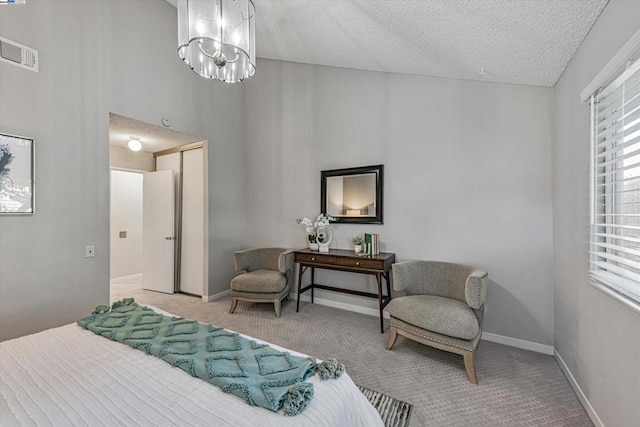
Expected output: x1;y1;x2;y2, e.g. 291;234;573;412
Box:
352;235;364;253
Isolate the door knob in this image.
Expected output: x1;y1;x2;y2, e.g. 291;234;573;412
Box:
164;236;175;240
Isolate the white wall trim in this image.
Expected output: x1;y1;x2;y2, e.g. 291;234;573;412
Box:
580;27;640;102
109;166;147;174
294;293;554;354
555;350;605;427
109;273;142;284
481;332;554;355
204;289;230;302
293;293;391;319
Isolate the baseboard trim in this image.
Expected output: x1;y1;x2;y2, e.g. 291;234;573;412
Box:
204;289;230;302
294;294;391;319
294;294;553;355
481;332;554;355
109;273;142;284
554;350;604;427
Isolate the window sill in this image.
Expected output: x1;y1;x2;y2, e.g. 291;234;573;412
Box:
589;279;640;315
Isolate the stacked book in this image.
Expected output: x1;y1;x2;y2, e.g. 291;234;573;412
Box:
364;233;380;255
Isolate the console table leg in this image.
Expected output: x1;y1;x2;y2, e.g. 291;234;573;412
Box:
385;271;392;299
376;273;384;333
296;265;304;312
311;268;315;303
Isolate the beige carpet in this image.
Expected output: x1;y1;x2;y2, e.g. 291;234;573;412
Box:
111;279;591;426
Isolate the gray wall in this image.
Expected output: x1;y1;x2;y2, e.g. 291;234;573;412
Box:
0;0;246;341
553;0;640;425
109;146;155;172
244;60;555;345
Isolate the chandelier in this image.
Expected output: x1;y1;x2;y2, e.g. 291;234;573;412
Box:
177;0;255;83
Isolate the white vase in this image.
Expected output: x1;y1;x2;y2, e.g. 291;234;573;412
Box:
309;242;319;251
354;244;362;254
317;226;332;253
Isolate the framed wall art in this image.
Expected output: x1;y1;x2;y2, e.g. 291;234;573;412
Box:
0;133;35;214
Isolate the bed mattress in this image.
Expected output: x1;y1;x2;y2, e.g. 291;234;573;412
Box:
0;306;383;426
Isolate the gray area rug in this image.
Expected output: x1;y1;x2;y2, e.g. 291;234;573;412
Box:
358;384;412;427
111;279;592;426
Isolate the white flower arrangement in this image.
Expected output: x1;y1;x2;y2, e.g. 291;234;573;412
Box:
296;213;337;243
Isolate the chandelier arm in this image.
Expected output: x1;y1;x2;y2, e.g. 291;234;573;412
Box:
197;40;240;65
225;50;241;63
197;40;217;59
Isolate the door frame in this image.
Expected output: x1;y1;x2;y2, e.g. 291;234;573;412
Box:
109;142;209;301
153;140;209;300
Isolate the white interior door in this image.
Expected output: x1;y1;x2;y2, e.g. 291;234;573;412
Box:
142;170;175;294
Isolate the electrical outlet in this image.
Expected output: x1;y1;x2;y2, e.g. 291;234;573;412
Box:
85;245;95;258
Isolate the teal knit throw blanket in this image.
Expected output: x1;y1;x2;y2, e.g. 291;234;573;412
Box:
77;299;344;416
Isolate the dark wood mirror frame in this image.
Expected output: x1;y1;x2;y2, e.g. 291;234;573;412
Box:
321;164;384;224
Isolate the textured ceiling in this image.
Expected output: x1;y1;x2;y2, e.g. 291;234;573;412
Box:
166;0;608;87
109;113;204;153
113;1;611;152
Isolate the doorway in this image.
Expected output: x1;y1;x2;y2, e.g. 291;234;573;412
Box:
108;113;208;299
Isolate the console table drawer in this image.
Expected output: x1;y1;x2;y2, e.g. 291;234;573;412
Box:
336;257;384;270
296;253;336;265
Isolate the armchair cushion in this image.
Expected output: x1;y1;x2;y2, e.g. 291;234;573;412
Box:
230;270;287;293
386;295;480;340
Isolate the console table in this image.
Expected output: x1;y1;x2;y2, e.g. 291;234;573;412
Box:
294;248;396;333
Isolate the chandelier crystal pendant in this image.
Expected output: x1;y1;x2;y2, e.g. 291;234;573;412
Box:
177;0;255;83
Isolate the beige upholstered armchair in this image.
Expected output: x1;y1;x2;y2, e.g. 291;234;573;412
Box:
385;261;488;384
229;248;294;318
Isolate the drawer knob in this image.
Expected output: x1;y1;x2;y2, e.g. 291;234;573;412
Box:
311;257;315;261
355;262;360;266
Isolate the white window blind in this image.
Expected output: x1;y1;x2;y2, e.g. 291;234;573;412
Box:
589;55;640;310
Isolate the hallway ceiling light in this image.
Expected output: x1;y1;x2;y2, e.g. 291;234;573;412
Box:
128;138;142;152
177;0;255;83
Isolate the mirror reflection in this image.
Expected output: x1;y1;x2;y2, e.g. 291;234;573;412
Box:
326;173;377;217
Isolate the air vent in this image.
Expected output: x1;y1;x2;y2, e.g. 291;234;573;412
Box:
0;37;38;72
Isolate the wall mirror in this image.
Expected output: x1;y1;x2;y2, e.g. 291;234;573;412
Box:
321;165;383;224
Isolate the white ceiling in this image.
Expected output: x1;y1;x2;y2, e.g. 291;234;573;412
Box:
109;113;204;153
137;0;609;150
167;0;609;87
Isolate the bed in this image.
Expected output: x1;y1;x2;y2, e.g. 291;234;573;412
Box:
0;305;383;426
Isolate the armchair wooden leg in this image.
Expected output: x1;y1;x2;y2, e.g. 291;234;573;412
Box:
274;299;282;318
386;326;398;350
229;298;239;314
463;352;478;384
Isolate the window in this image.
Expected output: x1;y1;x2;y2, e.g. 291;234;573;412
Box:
589;52;640;312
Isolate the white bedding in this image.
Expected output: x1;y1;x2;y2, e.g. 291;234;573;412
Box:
0;306;383;426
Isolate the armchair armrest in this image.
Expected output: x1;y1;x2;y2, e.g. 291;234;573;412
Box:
278;250;294;274
465;270;488;309
392;261;422;292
